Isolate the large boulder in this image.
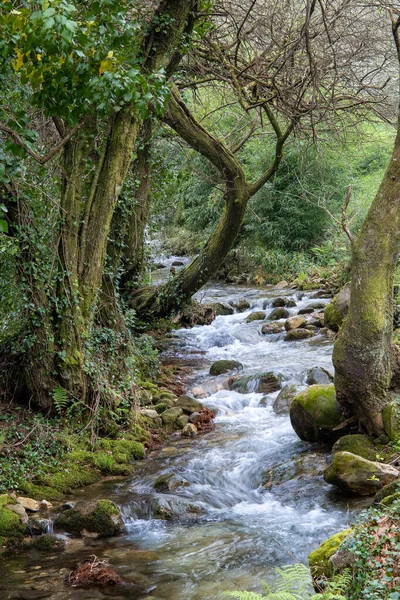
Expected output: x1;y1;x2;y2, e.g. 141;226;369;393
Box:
323;452;399;495
308;529;353;579
306;366;333;385
285;315;307;331
284;328;315;341
229;372;283;394
54;500;124;537
272;384;304;414
324;283;350;331
268;307;290;320
290;384;345;443
210;360;243;376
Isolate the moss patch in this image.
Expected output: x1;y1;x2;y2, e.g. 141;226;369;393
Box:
54;499;124;537
332;434;393;462
290;384;345;443
308;529;352;578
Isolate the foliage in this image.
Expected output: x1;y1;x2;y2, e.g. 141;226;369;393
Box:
224;564;315;600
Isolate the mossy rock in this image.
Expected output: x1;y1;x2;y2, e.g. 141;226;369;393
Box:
382;401;400;440
229;298;251;312
54;499;124;537
175;395;203;414
272;385;304;415
284;328;315;341
0;495;26;539
161;407;183;424
323;451;399;495
290;384;345;443
332;434;392;462
27;534;66;551
19;483;63;502
308;529;352;578
324;283;350;331
246;311;266;323
229;372;283;395
154;402;168;414
211;302;234;316
268;307;290;320
43;462;100;492
210;360;243;376
374;480;400;505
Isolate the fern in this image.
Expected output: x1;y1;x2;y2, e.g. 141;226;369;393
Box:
52;385;70;414
313;569;352;600
224;564;314;600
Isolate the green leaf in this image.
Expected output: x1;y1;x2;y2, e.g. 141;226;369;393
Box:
0;220;8;233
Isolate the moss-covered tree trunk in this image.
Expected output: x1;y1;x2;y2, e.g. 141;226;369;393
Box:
333;124;400;436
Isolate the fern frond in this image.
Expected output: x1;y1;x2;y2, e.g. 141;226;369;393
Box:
52;385;70;414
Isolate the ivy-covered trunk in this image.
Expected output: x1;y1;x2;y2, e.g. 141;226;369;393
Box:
333;124;400;436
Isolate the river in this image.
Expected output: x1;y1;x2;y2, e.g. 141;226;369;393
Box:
1;276;368;600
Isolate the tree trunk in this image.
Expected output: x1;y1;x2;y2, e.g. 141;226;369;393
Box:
333;124;400;436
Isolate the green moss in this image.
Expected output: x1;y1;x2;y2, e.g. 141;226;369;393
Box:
54;499;124;537
332;434;392;462
0;494;15;508
0;506;26;538
28;534;65;550
382;401;400;440
324;301;343;331
290;384;344;443
43;462;100;491
19;483;63;501
154;402;168;414
374;480;400;504
112;439;145;460
308;529;352;578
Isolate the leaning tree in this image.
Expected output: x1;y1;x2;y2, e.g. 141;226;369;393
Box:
129;0;394;318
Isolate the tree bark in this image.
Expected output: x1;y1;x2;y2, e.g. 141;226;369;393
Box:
130;86;290;317
333;123;400;436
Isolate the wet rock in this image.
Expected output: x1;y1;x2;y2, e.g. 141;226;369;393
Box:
210;359;243;376
309;529;353;578
284;315;307;331
311;290;329;299
27;518;50;536
298;302;326;315
272;384;304;414
151;497;202;520
304;324;317;333
290;384;345;443
189;412;201;424
54;500;124;537
171;260;184;266
154;473;188;493
154;263;166;269
229;298;251;312
274;280;289;290
261;322;284;335
176;415;189;429
324;452;399;495
284;328;315;341
324;283;350;331
139;409;160;420
306;366;333;385
332;434;391;462
246;311;266;323
320;327;337;340
181;423;197;437
175;395;203;414
173;301;216;327
271;297;286;307
263;451;327;488
229;372;283;394
268;307;290;320
39;500;53;510
28;534;66;551
286;299;297;307
161;407;183;424
210;302;234;316
16;497;40;512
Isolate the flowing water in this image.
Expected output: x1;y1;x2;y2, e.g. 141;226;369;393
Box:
1;279;369;600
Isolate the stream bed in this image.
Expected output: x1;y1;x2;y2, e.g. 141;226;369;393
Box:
1;281;369;600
